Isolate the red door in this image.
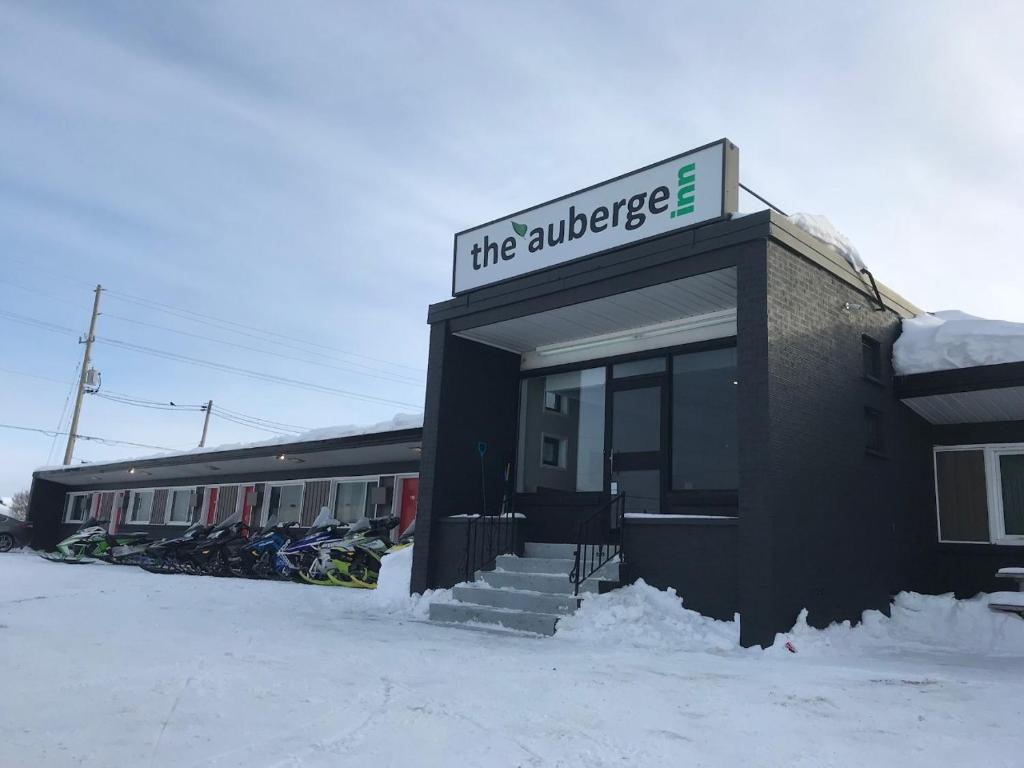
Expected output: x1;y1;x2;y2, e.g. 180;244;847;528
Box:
398;478;418;535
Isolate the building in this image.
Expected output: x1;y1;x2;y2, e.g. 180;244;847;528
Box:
25;139;1022;647
411;138;1022;646
28;418;422;549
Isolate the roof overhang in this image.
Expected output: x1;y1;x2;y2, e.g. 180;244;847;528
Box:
33;428;422;488
897;361;1024;425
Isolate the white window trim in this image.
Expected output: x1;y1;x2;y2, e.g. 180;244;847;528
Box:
262;481;306;527
934;444;1024;546
63;492;92;523
164;487;198;527
126;489;156;526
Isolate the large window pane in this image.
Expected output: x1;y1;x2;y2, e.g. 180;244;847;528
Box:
167;490;193;524
334;482;370;523
268;485;303;525
935;450;990;542
999;454;1024;536
128;491;154;524
672;348;737;490
517;368;606;493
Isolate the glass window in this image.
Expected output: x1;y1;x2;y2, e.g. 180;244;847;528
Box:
128;490;154;524
613;357;666;378
612;387;661;452
267;484;303;525
865;408;884;453
334;481;370;523
541;435;565;468
167;489;194;524
862;335;882;381
517;368;606;493
998;454;1024;536
935;450;990;542
671;347;737;490
65;494;91;522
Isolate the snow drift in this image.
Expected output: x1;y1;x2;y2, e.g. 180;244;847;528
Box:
555;580;1024;657
894;310;1024;375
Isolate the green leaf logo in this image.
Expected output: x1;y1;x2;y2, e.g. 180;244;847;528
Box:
511;221;528;238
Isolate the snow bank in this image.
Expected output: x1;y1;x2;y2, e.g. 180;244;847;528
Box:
555;580;741;652
369;545;450;618
771;592;1024;658
893;310;1024;375
35;412;424;473
788;212;866;272
557;583;1024;658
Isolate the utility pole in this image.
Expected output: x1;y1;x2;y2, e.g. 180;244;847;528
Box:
199;400;213;447
63;284;102;466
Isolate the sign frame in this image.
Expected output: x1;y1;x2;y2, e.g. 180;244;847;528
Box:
451;138;739;296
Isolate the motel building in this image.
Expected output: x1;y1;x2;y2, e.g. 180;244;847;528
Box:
27;139;1023;647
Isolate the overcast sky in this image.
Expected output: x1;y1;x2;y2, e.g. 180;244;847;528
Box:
1;1;1022;497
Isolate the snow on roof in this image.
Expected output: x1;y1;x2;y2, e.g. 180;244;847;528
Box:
894;311;1024;375
788;212;866;272
36;412;423;474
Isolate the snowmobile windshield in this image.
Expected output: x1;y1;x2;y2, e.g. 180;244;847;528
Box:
308;507;340;531
348;517;371;534
262;513;279;531
183;522;206;537
211;510;242;532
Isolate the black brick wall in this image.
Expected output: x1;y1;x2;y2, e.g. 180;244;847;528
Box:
760;241;933;643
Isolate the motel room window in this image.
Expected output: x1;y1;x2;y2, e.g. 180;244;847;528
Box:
671;347;738;491
333;480;373;523
166;489;195;525
862;335;883;383
127;490;155;524
64;493;92;523
865;408;885;454
267;484;303;525
518;368;606;493
935;446;1024;545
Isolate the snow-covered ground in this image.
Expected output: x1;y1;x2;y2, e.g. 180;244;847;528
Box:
1;552;1022;768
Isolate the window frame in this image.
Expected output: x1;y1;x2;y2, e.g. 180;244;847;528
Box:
934;443;1024;546
63;492;93;523
126;488;156;525
330;475;379;523
164;487;198;527
540;433;567;470
861;334;883;384
261;482;305;527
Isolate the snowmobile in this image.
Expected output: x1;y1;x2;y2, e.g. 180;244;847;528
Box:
225;514;299;579
276;507;351;582
40;519;151;564
173;511;250;576
301;515;403;589
136;521;213;574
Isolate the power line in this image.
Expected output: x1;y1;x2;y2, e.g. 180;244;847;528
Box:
0;365;78;386
0;422;174;452
101;311;425;387
0;310;423;409
96;335;422;409
46;362;82;465
103;289;426;374
209;410;296;436
93;392;204;412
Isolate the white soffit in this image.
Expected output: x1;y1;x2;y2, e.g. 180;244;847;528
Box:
902;386;1024;425
455;268;737;364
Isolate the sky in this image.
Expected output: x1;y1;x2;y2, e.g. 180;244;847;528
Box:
1;1;1022;497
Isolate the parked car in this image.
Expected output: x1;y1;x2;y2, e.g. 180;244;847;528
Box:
0;512;31;552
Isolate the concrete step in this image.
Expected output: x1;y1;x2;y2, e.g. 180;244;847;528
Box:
477;568;601;594
495;554;574;574
429;601;561;636
453;584;578;615
494;554;620;581
524;542;577;559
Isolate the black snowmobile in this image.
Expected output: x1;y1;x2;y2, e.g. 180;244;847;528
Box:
174;511;250;576
137;521;213;574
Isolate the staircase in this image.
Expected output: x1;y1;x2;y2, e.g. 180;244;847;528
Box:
428;542;620;636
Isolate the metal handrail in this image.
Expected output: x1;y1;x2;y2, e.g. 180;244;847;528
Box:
463;508;519;583
569;493;625;597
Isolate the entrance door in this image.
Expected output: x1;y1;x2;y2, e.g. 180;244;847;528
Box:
398;477;419;535
609;381;664;515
